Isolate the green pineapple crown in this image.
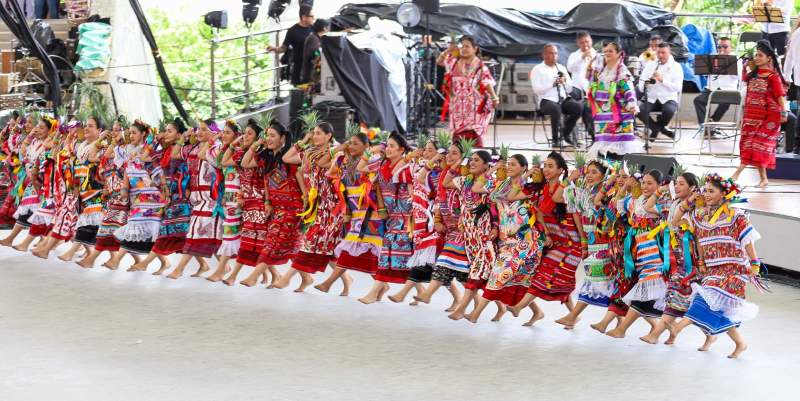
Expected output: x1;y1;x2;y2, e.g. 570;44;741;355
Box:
574;150;587;169
498;143;510;160
298;110;321;134
458;138;475;161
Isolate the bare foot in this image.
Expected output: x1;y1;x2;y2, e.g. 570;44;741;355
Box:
664;333;677;345
102;260;120;270
222;276;237;286
387;293;404;303
206;273;225;282
464;312;478;323
76;258;94;269
590;323;608;334
12;243;29;252
491;304;507;322
757;180;768;189
239;277;258;287
606;328;625;338
508;305;522;318
190;264;209;278
339;274;353;297
0;237;13;247
127;264;148;272
728;342;747;359
32;249;48;259
166;269;184;280
555;314;578;328
412;295;432;305
314;282;332;293
294;275;314;293
698;335;717;352
268;273;282;289
151;264;170;276
444;302;458;313
522;310;545;327
448;311;465;320
640;333;659;344
57;253;75;262
358;283;389;304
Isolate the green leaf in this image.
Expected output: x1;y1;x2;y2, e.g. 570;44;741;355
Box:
457;138;475;160
435;128;452;150
298;110;321;133
574;150;587;169
530;154;542;166
498;143;510;160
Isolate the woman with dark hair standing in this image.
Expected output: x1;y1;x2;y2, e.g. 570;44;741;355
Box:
731;40;789;188
213;120;243;280
273;121;342;292
0;115;44;248
128;118;192;274
586;42;641;161
166;119;225;279
437;35;500;147
236;119;303;287
509;152;582;326
356;133;416;304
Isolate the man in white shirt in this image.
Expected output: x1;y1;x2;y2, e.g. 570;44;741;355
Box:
566;31;597;140
759;0;793;56
637;43;684;139
693;37;741;131
531;43;583;146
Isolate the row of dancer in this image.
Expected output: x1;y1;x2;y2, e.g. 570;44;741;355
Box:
0;111;767;358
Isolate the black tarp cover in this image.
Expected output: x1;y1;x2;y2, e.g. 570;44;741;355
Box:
331;1;688;62
321;34;402;133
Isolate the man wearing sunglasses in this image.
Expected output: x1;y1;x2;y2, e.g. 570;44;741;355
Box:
692;37;740;137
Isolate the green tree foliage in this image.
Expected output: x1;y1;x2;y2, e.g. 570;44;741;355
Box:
146;9;277;121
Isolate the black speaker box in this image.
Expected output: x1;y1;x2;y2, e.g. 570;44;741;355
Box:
413;0;440;14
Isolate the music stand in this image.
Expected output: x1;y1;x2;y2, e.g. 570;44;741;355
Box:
694;55;738;76
753;6;784;37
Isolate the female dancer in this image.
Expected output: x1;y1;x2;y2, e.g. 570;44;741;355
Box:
0;113;31;232
437;35;500;147
443;149;498;320
731;40;789;188
388;139;443;303
466;154;542;323
357;133;414;304
128;118;191;274
586;42;641;160
0;115;37;246
509;152;582;326
640;172;700;344
671;174;764;358
13;118;59;252
214;120;243;281
32;122;81;260
0;111;23;229
554;160;616;329
315;133;377;295
273;122;342;292
68;116;106;259
116;121;165;267
235;120;303;288
79;120;143;268
166;119;224;279
606;169;669;338
413;142;465;312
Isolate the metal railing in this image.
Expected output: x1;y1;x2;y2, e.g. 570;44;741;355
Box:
209;26;289;119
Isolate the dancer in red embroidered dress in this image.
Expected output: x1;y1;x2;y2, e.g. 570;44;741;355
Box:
236;119;303;288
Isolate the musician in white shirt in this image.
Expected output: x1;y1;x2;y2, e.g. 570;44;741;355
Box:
566;31;597;140
693;37;741;130
759;0;793;56
531;43;583;146
637;43;684;139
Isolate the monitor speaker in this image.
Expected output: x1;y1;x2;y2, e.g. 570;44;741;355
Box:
413;0;440;14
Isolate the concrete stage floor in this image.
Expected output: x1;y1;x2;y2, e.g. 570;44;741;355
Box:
1;241;799;401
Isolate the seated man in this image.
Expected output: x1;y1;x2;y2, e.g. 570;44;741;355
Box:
693;37;741;137
566;31;597;141
531;43;582;146
637;42;684;139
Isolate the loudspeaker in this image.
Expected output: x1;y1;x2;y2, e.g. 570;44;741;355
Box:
622;154;678;179
413;0;440;14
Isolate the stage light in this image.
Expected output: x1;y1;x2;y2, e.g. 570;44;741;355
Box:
268;0;291;21
203;10;228;30
397;2;421;28
243;0;262;27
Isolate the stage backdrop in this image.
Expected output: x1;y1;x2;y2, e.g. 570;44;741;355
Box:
331;1;689;63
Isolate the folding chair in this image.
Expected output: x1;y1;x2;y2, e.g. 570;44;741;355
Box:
698;90;742;157
646;87;683;149
531;93;552;146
